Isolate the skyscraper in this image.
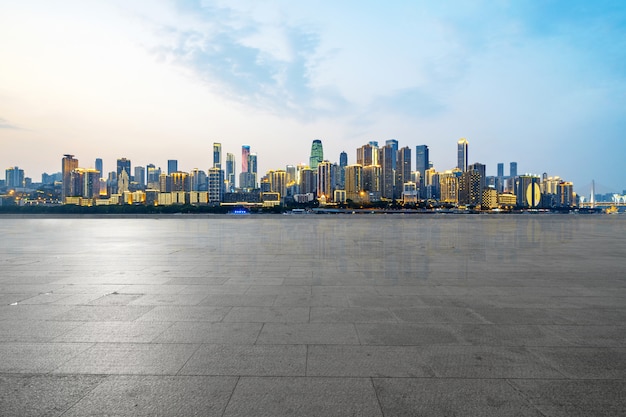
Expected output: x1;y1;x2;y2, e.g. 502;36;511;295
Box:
317;160;333;201
115;158;130;177
415;145;429;189
62;154;78;201
146;164;161;189
381;144;395;199
241;145;250;174
134;166;145;188
339;151;348;190
510;162;518;178
213;143;222;169
457;138;468;172
345;164;363;202
226;153;235;191
95;158;103;179
497;163;504;178
207;167;225;203
309;139;323;170
385;139;398;170
167;160;178;175
356;143;374;166
395;146;411;199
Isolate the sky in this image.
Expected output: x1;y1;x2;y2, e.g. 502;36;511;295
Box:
1;0;625;195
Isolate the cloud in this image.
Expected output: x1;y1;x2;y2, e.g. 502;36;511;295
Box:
0;117;20;129
152;0;349;121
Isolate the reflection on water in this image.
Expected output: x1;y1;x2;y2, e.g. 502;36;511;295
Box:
0;214;621;284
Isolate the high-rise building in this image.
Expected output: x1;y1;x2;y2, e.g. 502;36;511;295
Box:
213;143;222;169
62;154;78;201
159;173;172;193
515;174;541;208
458;169;482;206
415;145;429;184
510;162;518;178
117;158;131;179
497;163;504;178
468;162;486;191
134;166;145;188
381;144;395;199
171;172;189;192
345;164;363;202
269;170;288;199
226;153;235;191
167;160;178;175
317;161;333;201
71;168;100;198
309;139;323;170
395;146;411;199
363;165;381;194
299;168;316;195
385;139;398;170
357;143;375;166
457;138;468;172
147;164;161;189
117;169;130;194
338;151;348;190
95;158;103;179
190;168;208;191
5;167;24;189
439;170;460;204
241;145;250;174
285;165;296;184
207;167;224;203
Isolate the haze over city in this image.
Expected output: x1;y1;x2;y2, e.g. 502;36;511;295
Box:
1;0;625;194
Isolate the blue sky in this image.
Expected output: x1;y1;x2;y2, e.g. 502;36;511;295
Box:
1;0;625;194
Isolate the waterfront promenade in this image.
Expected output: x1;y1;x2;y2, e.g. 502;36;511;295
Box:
0;214;625;416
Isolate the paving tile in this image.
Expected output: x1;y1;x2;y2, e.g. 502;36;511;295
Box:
136;306;231;322
391;307;488;324
199;294;277;307
453;324;574;346
527;347;626;379
245;285;311;296
54;321;173;343
154;322;262;344
310;307;397;323
510;379;626;417
356;323;461;345
51;305;155;321
273;293;350;307
0;343;93;373
178;284;250;294
63;375;237;417
307;345;434;377
545;325;626;347
223;307;310;323
223;377;383;417
53;343;198;375
256;323;360;345
470;307;575;325
0;320;82;342
179;344;306;376
129;293;209;306
373;378;543;417
0;374;106;417
348;294;427;308
420;345;565;379
0;304;74;321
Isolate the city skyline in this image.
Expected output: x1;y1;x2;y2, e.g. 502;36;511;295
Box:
1;1;625;194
